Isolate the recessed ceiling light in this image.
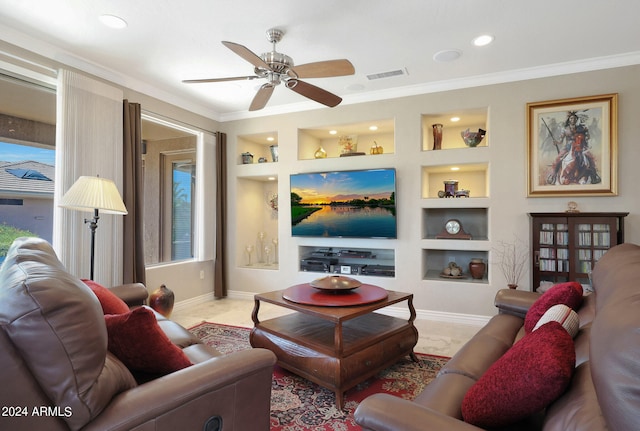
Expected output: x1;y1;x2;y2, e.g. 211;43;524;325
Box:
369;125;378;131
433;49;462;62
450;117;460;122
99;14;127;29
473;34;494;47
266;136;274;141
329;130;337;135
451;167;460;171
268;176;276;181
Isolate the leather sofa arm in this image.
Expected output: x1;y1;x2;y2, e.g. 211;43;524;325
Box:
83;348;277;431
109;283;149;307
494;289;540;319
355;394;484;431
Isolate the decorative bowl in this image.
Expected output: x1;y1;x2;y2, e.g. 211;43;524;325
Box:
461;128;486;147
310;275;362;291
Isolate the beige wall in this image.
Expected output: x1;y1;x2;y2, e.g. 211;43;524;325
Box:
3;39;638;318
222;65;640;318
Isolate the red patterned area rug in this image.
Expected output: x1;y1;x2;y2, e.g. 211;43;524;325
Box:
189;322;449;431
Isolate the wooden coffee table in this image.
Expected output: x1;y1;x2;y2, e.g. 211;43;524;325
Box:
250;283;418;409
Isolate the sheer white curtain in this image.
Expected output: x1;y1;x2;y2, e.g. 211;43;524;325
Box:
53;69;125;287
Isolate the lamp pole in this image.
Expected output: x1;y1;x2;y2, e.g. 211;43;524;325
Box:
84;208;100;280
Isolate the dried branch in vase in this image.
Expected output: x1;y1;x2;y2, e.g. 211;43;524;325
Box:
493;237;529;288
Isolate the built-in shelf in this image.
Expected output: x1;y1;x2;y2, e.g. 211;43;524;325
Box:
422;108;488;151
421;163;489;199
237;131;279;165
422;207;489;240
236;177;279;269
422;248;489;283
298;119;395;160
299;246;395;278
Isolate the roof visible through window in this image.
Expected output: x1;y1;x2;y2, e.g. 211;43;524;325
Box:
5;168;52;181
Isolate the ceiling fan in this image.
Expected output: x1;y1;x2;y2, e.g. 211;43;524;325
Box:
183;28;355;111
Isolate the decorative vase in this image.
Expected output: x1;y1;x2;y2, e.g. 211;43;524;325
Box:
241;152;253;164
508;284;518;290
149;284;175;318
432;123;443;150
370;141;384;154
469;258;486;280
269;145;279;162
314;146;327;158
443;179;458;197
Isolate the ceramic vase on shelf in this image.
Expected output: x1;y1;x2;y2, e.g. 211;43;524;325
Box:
469;258;486;280
314;146;327;158
432;123;443;150
149;284;175;318
269;145;278;162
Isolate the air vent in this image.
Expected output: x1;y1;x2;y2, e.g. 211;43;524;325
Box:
366;69;406;80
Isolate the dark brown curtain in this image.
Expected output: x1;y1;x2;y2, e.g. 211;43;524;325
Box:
214;131;227;297
122;100;146;285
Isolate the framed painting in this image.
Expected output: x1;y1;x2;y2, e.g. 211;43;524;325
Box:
527;93;618;197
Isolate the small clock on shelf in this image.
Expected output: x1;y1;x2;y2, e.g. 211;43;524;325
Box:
435;219;472;240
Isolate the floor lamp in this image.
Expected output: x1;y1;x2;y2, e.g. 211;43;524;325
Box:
59;176;128;280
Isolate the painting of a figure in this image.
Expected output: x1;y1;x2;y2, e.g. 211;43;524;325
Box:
527;94;618;196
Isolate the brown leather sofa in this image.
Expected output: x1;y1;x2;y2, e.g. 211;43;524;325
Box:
0;237;276;431
355;242;640;431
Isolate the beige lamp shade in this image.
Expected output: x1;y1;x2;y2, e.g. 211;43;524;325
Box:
59;176;128;215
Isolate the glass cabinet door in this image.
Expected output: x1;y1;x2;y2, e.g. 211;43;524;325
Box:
572;218;614;288
535;219;570;288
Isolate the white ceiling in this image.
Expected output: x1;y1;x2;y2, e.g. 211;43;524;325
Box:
1;0;640;122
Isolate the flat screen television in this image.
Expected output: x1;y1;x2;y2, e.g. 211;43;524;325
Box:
290;168;397;238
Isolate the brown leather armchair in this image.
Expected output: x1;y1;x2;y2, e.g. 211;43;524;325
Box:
0;237;276;431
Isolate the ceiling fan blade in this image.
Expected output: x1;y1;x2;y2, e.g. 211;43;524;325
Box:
286;80;342;107
290;59;355;78
222;41;271;70
182;76;259;84
249;84;275;111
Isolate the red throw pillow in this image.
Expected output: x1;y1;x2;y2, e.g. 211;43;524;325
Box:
524;281;583;333
83;279;130;315
461;322;575;428
105;307;192;374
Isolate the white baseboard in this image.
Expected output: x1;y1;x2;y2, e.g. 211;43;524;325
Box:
172;292;217;313
174;289;490;328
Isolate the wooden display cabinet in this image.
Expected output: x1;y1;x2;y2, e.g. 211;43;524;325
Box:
529;212;628;291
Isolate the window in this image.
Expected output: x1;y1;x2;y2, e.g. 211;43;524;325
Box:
162;152;196;261
0;72;56;262
142;114;199;265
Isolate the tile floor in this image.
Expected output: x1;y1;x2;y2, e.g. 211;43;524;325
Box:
171;297;482;357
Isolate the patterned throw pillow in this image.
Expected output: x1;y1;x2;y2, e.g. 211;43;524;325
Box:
524;281;583;333
533;304;580;338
